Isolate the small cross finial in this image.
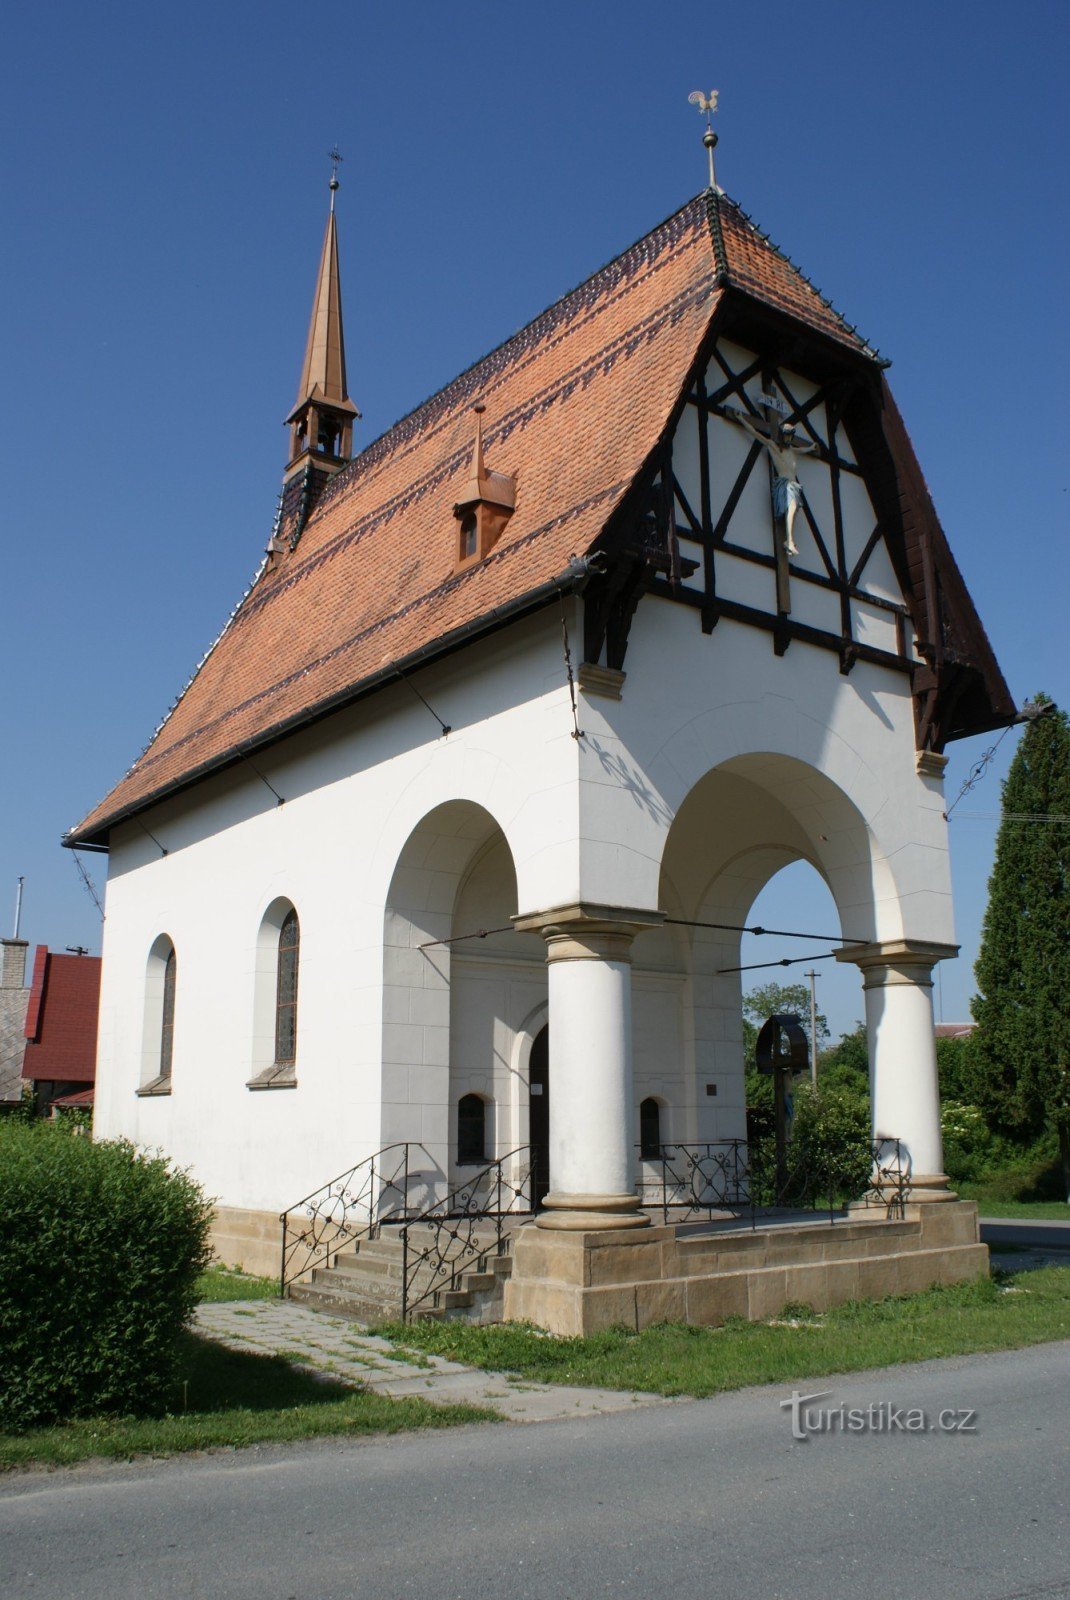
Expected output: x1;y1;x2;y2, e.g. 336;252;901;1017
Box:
687;89;721;192
328;146;343;210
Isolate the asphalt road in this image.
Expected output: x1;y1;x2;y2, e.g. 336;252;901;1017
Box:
2;1341;1068;1600
980;1217;1070;1252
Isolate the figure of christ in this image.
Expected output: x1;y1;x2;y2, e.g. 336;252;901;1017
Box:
727;411;818;556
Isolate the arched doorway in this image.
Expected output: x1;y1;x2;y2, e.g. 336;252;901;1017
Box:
529;1025;550;1207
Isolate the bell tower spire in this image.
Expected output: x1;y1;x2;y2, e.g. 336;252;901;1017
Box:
283;152;360;496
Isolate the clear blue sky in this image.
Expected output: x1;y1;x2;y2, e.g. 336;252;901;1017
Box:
2;1;1066;1037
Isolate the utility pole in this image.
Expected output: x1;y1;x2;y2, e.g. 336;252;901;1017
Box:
805;968;818;1084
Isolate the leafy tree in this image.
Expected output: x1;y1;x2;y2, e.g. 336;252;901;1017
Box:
935;1033;973;1103
969;697;1070;1201
818;1022;869;1096
742;981;829;1066
743;982;830;1136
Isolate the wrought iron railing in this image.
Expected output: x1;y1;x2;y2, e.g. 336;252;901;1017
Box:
280;1141;421;1293
399;1146;537;1322
636;1136;908;1228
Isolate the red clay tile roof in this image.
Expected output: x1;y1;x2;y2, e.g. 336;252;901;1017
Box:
22;949;101;1084
67;190;998;845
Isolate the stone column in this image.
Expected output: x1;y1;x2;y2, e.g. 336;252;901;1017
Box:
837;939;959;1202
514;903;663;1230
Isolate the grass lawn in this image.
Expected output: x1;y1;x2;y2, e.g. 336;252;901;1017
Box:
0;1332;495;1472
957;1189;1070;1221
196;1265;280;1302
380;1266;1070;1398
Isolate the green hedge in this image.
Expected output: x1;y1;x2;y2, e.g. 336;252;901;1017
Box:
0;1122;213;1431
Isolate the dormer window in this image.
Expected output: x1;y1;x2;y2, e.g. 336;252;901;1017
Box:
453;402;516;571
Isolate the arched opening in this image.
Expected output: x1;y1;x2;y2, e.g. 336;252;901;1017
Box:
639;1095;663;1160
275;907;300;1068
529;1024;550;1205
249;898;300;1088
138;935;176;1094
381;801;544;1203
457;1093;488;1166
651;753;881;1165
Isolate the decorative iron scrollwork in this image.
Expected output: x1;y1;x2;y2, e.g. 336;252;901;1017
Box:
400;1148;536;1321
279;1142;415;1293
637;1137;908;1227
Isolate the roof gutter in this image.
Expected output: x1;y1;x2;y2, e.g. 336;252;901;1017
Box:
64;553;605;854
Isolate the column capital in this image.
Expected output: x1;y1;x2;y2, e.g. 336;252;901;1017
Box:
513;902;664;964
835;938;959;986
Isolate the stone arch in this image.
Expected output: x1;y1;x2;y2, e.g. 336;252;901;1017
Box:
381;800;544;1201
645;752;888;1149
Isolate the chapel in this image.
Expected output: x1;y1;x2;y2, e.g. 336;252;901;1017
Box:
68;152;1014;1332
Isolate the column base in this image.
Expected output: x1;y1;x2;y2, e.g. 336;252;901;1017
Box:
904;1173;957;1203
535;1192;651;1231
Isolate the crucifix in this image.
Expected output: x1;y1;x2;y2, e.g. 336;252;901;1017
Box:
727;401;817;558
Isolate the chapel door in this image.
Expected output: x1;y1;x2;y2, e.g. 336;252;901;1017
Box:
529;1025;550;1209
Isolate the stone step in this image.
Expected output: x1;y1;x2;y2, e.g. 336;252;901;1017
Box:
331;1243;507;1279
291;1223;522;1326
288;1282;401;1326
293;1271;479;1325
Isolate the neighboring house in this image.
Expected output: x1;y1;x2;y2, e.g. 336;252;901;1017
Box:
65;170;1013;1322
936;1023;976;1040
0;939;31;1105
21;947;101;1112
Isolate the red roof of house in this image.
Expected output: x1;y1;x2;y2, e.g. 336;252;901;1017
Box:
22;949;101;1084
50;1087;95;1110
66;190;1013;847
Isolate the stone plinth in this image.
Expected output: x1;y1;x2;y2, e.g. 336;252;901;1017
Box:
210;1205;285;1281
503;1202;988;1337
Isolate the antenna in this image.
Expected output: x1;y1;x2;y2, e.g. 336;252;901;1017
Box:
687;89;721;192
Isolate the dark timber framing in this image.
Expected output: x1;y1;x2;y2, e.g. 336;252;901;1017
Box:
585;304;914;683
582;290;1017;750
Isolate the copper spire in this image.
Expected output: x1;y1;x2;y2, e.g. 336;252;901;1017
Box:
295;204;350;409
285;156;359;481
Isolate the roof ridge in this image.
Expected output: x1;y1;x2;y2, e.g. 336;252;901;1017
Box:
305;192;712;520
713;188;884;362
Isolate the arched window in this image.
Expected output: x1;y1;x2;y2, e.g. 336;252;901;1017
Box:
138;935;176;1095
160;947;177;1079
457;1094;487;1166
249;900;300;1089
274;908;299;1067
639;1097;662;1160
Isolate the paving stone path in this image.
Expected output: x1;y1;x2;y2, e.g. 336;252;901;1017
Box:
195;1300;668;1424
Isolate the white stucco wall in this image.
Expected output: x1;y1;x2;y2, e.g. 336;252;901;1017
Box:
91;341;958;1214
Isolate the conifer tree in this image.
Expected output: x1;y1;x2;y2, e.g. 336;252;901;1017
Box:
969;697;1070;1200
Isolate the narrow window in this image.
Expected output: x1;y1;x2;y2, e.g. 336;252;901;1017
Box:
457;1093;486;1166
460;512;478;561
160;947;177;1079
639;1097;662;1160
274;908;300;1067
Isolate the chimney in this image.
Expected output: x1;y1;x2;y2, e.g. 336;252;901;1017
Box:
1;939;29;990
